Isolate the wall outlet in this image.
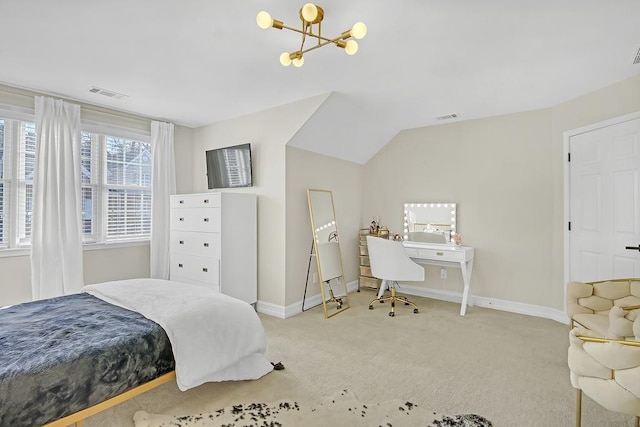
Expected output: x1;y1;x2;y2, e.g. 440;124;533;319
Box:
440;268;447;279
313;272;318;283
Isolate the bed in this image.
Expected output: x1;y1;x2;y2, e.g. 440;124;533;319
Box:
0;278;274;426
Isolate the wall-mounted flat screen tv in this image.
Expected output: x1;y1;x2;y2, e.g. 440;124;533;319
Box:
206;143;253;189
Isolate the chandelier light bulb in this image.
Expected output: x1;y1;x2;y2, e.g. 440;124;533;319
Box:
344;40;358;55
301;3;318;22
351;22;367;39
256;11;273;29
280;52;292;66
292;56;305;67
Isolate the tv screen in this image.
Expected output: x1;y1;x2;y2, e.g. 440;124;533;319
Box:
206;143;253;189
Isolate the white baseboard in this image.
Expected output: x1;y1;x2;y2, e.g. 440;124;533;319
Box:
397;284;570;325
256;280;359;319
258;281;570;324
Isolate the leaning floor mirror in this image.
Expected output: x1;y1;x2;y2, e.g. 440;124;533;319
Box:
306;189;350;318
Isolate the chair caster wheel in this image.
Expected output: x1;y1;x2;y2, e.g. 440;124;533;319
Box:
413;308;419;314
379;300;384;303
389;312;395;317
369;305;373;310
404;302;410;305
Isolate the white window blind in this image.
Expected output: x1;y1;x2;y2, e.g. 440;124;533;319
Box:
103;135;151;241
18;122;35;244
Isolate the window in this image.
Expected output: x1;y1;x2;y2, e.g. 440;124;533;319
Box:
0;112;152;250
85;133;152;242
0;117;36;249
104;136;152;240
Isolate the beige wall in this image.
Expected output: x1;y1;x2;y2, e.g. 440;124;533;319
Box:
189;95;326;307
362;109;553;305
174;125;195;194
362;74;640;311
285;146;363;306
0;255;31;305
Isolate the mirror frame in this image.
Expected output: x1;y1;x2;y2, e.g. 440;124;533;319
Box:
403;202;457;244
306;189;350;318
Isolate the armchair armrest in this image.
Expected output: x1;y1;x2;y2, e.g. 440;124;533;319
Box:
575;334;640;347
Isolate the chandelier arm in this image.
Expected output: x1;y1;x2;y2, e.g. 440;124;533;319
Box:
279;24;352;44
299;36;347;56
299;22;309;52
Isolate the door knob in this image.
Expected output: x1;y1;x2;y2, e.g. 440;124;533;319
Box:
625;245;640;252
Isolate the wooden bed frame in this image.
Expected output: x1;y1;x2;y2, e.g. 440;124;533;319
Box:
42;371;176;427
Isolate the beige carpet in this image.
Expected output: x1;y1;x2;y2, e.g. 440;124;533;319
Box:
133;389;491;426
84;291;634;427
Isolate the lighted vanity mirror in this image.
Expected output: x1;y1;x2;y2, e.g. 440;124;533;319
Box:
306;189;350;318
403;203;457;244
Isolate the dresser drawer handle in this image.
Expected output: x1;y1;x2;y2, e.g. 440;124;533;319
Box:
179;200;184;204
202;267;208;273
203;243;209;247
203;218;209;222
203;199;210;203
179;240;184;245
436;252;444;256
179;217;184;222
178;263;183;268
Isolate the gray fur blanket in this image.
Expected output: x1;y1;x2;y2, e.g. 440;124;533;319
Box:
0;293;174;426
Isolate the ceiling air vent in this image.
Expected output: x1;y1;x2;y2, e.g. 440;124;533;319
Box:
88;86;128;99
633;46;640;65
435;113;458;121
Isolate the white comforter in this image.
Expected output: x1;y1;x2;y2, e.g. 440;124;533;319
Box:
83;278;273;391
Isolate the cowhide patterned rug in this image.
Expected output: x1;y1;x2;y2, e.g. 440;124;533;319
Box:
133;389;492;427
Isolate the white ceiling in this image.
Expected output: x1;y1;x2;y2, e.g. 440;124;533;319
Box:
1;0;639;163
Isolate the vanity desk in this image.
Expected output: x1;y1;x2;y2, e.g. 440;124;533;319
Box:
402;241;474;316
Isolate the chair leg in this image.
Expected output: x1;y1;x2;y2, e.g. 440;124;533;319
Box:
575;389;582;427
368;284;419;316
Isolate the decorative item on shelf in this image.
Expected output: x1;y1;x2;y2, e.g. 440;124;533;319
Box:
451;232;462;246
256;3;367;67
392;233;403;242
369;219;380;235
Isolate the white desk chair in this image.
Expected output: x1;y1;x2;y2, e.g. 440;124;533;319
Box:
366;235;424;317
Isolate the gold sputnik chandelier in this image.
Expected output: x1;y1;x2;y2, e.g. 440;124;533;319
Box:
256;3;367;67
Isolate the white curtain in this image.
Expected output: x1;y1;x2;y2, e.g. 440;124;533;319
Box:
31;96;83;300
150;121;176;279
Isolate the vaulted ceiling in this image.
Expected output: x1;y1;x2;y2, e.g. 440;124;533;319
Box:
1;1;639;163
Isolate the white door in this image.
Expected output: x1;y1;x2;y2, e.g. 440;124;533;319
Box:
569;117;640;282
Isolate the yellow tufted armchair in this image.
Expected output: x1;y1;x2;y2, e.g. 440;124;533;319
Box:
567;279;640;427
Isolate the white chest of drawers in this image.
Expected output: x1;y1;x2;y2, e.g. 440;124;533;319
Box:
169;192;257;304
